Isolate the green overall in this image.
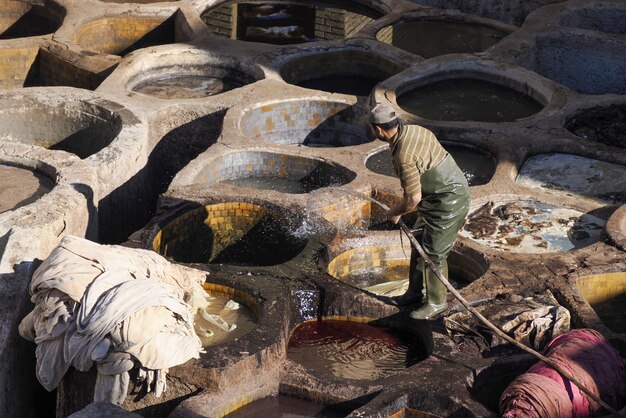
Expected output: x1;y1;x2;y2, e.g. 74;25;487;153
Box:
409;154;470;315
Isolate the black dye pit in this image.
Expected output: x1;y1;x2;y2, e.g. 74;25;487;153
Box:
162;213;308;266
382;20;507;58
133;76;243;99
366;144;495;185
220;173;346;194
287;319;428;380
566;104;626;148
397;78;543;122
296;75;383;96
224;394;346;418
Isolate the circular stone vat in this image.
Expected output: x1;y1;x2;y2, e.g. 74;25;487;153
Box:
0;99;122;159
151;202;308;266
71;13;187;56
376;19;509;59
566;104;626;148
576;272;626;333
195;283;258;347
327;246;481;297
280;50;406;96
129;64;259;99
461;200;606;253
287;318;428;380
223;394;346;417
560;7;626;34
240;100;372;147
197;151;356;194
202;1;382;45
517;153;626;204
0;1;64;39
0;163;54;214
397;78;544;122
366;142;495;186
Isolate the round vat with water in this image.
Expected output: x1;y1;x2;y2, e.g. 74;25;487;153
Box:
0;163;54;214
517;153;626;204
327;245;483;297
0;98;122;159
240;100;372;147
566;103;626;148
397;77;544;122
195;283;259;348
202;1;383;45
280;50;406;96
196;151;356;193
366;142;496;186
376;18;509;58
576;272;626;333
287;318;429;381
150;202;309;266
461;200;606;253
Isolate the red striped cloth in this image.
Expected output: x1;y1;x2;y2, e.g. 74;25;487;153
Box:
500;329;626;417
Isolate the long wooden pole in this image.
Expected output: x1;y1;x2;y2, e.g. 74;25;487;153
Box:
345;190;617;414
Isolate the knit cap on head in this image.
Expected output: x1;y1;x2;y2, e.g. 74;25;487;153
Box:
370;102;397;124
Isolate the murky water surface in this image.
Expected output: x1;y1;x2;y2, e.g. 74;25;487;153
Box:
133;75;240;99
224;394;345;417
0;164;53;213
221;174;344;194
366;144;495;186
287;319;427;380
461;201;606;253
297;75;382;96
381;20;507;58
194;293;258;347
397;78;543;122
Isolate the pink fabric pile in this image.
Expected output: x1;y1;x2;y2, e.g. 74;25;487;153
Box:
500;328;626;417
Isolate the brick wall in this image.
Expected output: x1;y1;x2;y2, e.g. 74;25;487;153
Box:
315;8;344;40
0;48;38;89
203;4;235;39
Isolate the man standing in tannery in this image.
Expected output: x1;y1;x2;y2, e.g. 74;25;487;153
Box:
369;102;471;320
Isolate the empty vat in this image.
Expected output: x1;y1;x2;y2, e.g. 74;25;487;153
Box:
376;19;508;58
0;163;54;214
0;1;64;39
196;151;355;194
195;283;258;347
280;50;406;96
461;200;606;253
566;104;626;148
366;143;495;186
287;318;429;380
203;1;382;45
397;78;543;122
151;202;308;266
576;272;626;333
71;11;189;56
327;246;481;297
0;98;122;159
517;153;626;204
240;100;372;147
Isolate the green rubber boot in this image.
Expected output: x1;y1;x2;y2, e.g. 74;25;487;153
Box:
388;259;425;306
409;263;448;320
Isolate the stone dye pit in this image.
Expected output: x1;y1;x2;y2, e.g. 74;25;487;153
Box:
0;163;54;214
376;19;509;59
203;1;382;44
461;200;606;253
223;394;345;417
240;99;371;147
1;1;626;417
280;50;407;96
366;143;496;186
197;150;355;193
397;78;544;122
327;245;481;297
517;153;626;204
287;318;429;381
150;202;309;266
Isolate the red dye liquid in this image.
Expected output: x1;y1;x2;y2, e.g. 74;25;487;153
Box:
288;320;427;380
